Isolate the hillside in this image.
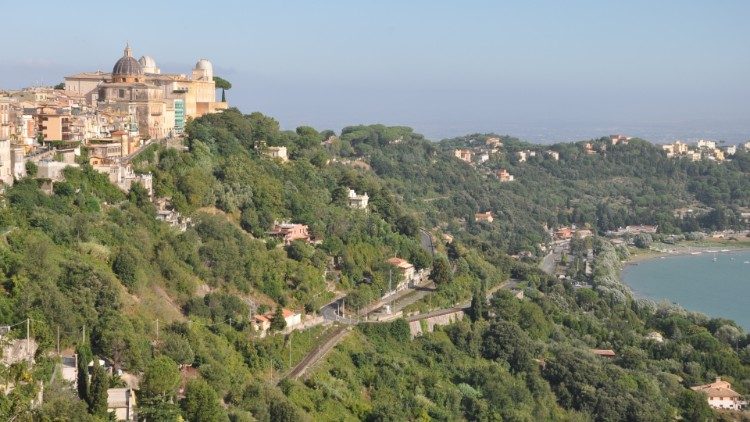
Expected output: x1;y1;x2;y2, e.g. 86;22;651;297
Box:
0;108;748;420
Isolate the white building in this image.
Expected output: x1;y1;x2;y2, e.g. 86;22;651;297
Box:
697;139;716;149
266;146;288;162
0;140;14;186
725;145;737;156
347;189;369;210
691;378;746;410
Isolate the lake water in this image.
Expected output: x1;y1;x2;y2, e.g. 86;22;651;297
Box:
622;249;750;330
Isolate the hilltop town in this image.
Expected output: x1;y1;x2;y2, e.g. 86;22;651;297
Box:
0;45;226;196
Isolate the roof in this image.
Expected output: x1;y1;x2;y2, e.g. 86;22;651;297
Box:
691;378;742;398
387;257;413;269
107;388;132;408
113;45;143;76
591;349;616;357
282;308;299;318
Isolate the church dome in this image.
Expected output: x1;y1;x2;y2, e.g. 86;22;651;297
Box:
195;59;213;72
113;45;143;76
138;55;159;74
138;55;156;69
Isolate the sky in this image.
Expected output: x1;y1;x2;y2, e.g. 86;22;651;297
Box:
2;0;749;143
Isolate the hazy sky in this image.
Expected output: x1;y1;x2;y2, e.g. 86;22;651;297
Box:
2;1;748;142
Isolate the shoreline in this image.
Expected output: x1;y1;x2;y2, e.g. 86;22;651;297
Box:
624;241;750;266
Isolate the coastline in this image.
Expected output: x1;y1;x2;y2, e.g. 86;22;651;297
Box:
623;240;750;266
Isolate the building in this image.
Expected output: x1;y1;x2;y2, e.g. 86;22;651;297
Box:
475;211;494;223
609;134;631;145
282;309;302;327
387;257;415;289
347;189;369;210
691;378;746;410
485;137;502;148
251;308;302;336
478;152;490;163
497;169;514;182
268;222;311;245
265;146;288;162
454;149;473;163
93;163;153;197
0;140;14;186
591;349;616;358
555;227;573;240
107;388;136;421
697;139;716;150
64;45;227;139
37;161;79;182
725;145;737;156
545;150;560;161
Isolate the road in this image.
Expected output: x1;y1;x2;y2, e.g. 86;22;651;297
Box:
284;278;517;382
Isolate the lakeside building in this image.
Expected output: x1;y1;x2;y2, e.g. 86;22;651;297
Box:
691;378;747;410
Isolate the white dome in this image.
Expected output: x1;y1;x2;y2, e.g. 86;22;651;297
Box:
138;55;160;74
195;59;213;72
139;55;156;68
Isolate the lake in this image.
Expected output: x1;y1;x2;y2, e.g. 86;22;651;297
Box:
622;249;750;330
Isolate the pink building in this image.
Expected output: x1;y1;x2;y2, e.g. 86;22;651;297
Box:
268;222;311;245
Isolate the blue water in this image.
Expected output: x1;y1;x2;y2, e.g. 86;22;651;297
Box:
622;250;750;330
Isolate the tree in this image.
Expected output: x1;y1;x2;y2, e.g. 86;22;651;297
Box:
431;255;452;285
54;82;65;90
141;356;180;400
139;356;181;421
270;307;287;332
88;360;109;416
25;161;38;177
112;247;139;289
633;233;652;249
76;345;92;403
213;76;232;102
181;378;228;422
469;282;486;321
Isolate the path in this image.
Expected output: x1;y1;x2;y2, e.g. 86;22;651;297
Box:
285;325;351;380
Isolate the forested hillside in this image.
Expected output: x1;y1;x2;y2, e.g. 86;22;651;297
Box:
0;108;748;421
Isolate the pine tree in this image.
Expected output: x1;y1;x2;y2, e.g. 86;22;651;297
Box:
76;345;92;404
88;360;109;416
270;307;287;332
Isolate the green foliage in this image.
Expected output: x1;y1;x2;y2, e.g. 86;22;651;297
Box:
25;161;38;177
181;378;228;422
270;306;287;331
88;360;109;416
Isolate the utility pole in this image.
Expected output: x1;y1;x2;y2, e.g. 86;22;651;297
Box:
26;318;30;356
82;324;86;345
57;326;60;356
288;332;292;368
155;319;159;343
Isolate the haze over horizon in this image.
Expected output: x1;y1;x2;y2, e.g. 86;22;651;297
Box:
2;0;748;143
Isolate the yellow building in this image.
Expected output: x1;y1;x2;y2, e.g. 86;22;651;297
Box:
64;45;227;138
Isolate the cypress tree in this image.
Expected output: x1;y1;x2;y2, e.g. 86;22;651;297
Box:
88;360;109;416
76;344;92;404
